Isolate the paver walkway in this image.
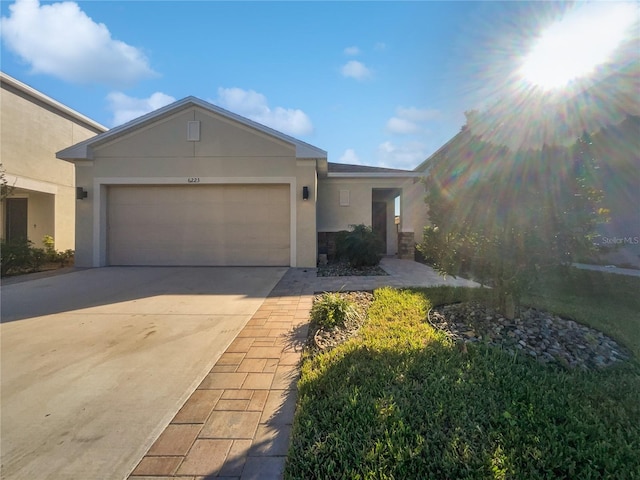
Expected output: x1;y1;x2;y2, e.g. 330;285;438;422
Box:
127;258;478;480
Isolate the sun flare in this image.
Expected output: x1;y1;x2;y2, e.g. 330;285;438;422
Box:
520;3;638;89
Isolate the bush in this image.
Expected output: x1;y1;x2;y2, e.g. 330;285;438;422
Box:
310;292;358;329
333;230;350;262
56;249;75;267
30;247;47;272
43;234;56;260
0;236;74;277
0;238;33;276
342;224;383;268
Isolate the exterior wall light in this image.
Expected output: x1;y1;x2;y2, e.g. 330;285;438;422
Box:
76;187;88;200
302;186;309;200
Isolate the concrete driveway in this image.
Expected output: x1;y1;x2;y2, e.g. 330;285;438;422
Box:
0;266;286;480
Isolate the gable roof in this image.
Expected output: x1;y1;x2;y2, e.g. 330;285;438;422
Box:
1;71;107;133
413;130;466;174
327;162;422;178
57;96;327;161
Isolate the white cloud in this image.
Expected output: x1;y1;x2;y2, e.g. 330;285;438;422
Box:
386;106;440;135
107;91;176;126
341;60;372;81
339;148;361;164
395;106;439;122
344;46;360;56
376;141;427;169
386;117;421;135
216;87;313;136
374;42;387;51
0;0;156;87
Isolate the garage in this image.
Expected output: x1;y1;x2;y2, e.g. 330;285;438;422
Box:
108;184;290;266
57;97;325;268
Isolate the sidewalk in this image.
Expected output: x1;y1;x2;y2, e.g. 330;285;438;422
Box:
127;259;476;480
573;262;640;277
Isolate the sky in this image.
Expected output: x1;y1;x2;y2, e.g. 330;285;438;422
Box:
1;1;638;170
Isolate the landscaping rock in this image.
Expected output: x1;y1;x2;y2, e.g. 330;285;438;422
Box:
307;291;374;353
429;302;630;370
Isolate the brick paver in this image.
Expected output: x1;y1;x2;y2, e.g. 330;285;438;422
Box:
128;259;478;479
128;268;315;480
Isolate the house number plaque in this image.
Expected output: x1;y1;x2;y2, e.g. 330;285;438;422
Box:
187;177;200;183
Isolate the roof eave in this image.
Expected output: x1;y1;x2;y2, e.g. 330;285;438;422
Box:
55;96;327;162
1;71;107;133
327;172;424;179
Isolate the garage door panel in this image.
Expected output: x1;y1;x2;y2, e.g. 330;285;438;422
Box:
108;185;290;266
268;248;290;265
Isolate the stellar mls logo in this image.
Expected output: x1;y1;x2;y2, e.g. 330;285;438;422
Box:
602;236;640;245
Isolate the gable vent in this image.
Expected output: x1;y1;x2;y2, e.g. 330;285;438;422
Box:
187;121;200;141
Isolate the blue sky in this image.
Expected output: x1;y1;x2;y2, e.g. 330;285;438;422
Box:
1;1;637;169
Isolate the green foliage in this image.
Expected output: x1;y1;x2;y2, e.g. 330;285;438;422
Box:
0;235;74;277
310;292;358;329
333;230;350;262
43;234;56;258
30;247;47;271
56;249;75;267
418;130;608;315
0;162;15;201
286;284;640;480
340;224;384;268
0;238;34;276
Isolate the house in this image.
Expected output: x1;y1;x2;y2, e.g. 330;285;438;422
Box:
0;72;107;250
413;114;640;269
57;97;424;268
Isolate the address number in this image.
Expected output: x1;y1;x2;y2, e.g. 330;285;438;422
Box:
187;177;200;183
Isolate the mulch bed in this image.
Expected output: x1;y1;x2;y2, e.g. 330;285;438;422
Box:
316;262;388;277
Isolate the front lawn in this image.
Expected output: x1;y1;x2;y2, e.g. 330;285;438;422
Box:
285;270;640;479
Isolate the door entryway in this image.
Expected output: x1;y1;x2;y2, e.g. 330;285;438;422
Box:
372;201;387;254
5;198;28;242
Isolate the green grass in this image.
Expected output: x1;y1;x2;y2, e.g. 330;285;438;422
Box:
285;270;640;479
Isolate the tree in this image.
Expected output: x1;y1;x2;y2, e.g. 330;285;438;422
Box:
418;128;606;317
1;163;15;201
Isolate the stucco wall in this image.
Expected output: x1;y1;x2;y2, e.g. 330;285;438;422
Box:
400;177;429;244
1;80;102;249
73;106;319;268
317;177;411;232
317;177;421;256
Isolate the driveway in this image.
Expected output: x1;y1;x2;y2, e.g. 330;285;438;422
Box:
0;266;286;480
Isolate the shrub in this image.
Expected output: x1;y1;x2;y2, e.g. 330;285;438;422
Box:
310;292;358;329
420;130;607;318
56;249;74;267
0;239;33;276
333;230;350;262
43;234;56;259
30;247;47;272
0;236;75;277
342;224;383;267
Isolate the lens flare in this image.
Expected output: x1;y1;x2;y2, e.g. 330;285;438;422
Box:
453;1;639;150
520;3;638;89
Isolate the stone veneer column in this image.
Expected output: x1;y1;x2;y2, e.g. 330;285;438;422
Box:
397;231;415;260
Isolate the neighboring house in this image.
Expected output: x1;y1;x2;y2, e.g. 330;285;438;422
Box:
57;97;424;268
0;72;107;250
413;115;640;269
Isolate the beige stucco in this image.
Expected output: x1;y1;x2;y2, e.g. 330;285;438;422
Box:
69;104;321;268
317;177;425;255
400;177;429;245
0;73;105;250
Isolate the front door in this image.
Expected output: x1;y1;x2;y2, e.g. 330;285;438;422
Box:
372;201;387;254
5;198;28;242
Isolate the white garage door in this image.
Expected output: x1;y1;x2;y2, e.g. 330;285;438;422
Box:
108;184;290;266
